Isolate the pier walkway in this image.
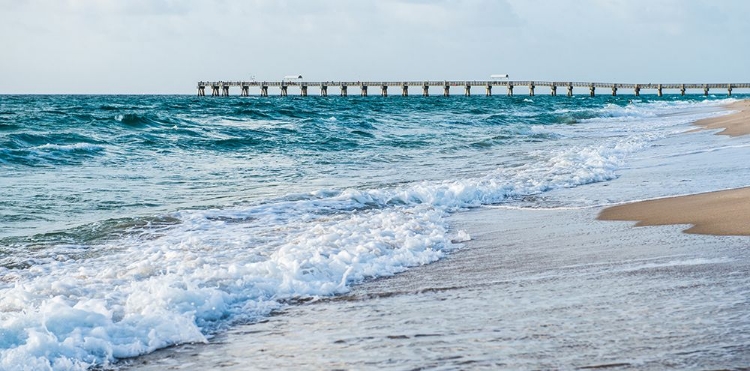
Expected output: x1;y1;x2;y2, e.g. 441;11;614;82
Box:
197;80;750;97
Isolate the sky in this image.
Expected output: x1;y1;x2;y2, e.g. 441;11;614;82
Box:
1;0;749;94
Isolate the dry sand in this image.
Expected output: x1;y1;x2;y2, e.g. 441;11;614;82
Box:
598;187;750;236
694;99;750;136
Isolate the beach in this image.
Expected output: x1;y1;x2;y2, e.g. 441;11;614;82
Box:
599;100;750;236
121;101;750;370
694;99;750;137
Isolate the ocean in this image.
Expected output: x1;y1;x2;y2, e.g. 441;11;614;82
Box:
1;94;748;370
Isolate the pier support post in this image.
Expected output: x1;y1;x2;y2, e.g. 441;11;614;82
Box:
340;85;347;96
704;85;709;96
301;85;308;97
550;85;557;96
423;85;429;96
529;83;535;96
321;85;328;97
507;84;514;96
241;86;249;97
634;85;640;96
589;85;595;97
222;85;229;97
361;85;368;96
280;85;288;97
680;84;686;96
261;85;268;97
381;85;388;97
465;85;471;96
728;84;733;96
611;85;617;96
444;85;450;97
657;84;663;97
567;85;573;97
402;85;408;97
198;86;205;96
486;85;492;96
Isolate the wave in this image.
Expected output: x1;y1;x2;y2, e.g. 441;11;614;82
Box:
114;113;161;127
0;127;648;369
0;141;106;167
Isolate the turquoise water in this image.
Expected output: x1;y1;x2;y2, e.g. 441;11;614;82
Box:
0;94;741;369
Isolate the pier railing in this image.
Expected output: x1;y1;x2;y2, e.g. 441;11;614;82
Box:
196;80;750;97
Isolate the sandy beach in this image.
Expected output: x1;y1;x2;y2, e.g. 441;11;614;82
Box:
694;99;750;137
599;99;750;236
598;187;750;236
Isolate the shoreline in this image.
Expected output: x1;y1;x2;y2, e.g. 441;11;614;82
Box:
598;187;750;236
122;206;750;370
115;97;750;370
600;99;750;236
693;99;750;136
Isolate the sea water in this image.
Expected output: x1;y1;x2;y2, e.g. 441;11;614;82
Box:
0;94;743;370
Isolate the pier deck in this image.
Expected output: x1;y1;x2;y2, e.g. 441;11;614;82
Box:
197;80;750;97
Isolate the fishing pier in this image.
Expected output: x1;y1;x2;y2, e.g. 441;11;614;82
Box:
197;80;749;97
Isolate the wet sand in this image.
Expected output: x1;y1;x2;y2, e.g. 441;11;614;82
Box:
694;99;750;136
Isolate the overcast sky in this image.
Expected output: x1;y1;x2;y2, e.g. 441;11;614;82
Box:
2;0;749;94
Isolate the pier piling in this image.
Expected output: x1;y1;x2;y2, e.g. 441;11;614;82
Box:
611;85;617;96
340;85;347;96
529;83;535;96
301;85;308;97
402;85;409;97
486;85;492;96
567;85;573;97
381;85;388;97
589;85;595;97
423;85;429;96
444;85;450;97
550;85;557;96
321;85;328;97
361;85;368;97
507;84;514;96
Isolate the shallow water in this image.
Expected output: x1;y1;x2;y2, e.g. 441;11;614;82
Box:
123;206;750;370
